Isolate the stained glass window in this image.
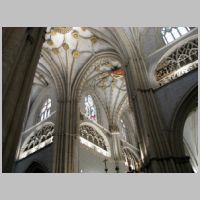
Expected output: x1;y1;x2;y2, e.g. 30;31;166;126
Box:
40;98;51;121
161;27;190;44
84;95;97;121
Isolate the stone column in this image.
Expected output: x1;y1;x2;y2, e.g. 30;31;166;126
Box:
115;28;184;172
52;99;79;173
2;27;46;172
125;57;179;172
110;125;125;173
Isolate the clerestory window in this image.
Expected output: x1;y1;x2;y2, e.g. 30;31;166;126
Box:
84;95;97;121
161;27;190;44
40;98;51;121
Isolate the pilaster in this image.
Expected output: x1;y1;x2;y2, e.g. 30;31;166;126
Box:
52;99;79;173
109;125;125;172
2;27;46;172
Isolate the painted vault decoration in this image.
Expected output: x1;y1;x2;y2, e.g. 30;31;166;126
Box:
6;27;197;173
44;27;97;58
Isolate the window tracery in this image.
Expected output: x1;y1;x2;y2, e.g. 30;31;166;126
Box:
122;148;135;170
161;27;190;44
156;38;198;86
40;98;51;121
84;95;97;121
80;125;109;157
19;122;55;160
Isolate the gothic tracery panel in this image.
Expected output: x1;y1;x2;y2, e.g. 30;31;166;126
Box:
19;122;55;160
80;125;107;150
156;38;198;86
79;124;109;157
122;148;136;170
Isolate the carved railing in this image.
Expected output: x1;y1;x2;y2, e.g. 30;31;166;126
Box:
122;146;142;171
122;147;136;167
80;111;111;136
156;38;198;86
18;113;56;160
80;125;107;151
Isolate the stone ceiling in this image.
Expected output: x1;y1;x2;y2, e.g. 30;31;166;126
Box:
32;27;131;123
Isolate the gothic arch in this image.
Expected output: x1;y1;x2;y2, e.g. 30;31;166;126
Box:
22;59;57;130
25;161;49;173
40;48;68;100
80;121;112;157
122;146;140;162
121;146;141;171
158;34;197;62
170;84;198;157
149;34;198;88
19;122;55;160
80;91;104;126
72;51;124;101
119;108;138;145
34;95;52;123
24;86;56;130
71;51;126;129
87;27;129;62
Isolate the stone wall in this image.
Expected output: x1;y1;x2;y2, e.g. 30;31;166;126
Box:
15;144;53;173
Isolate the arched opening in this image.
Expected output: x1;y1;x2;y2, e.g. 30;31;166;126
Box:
18;122;55;160
4;27;197;173
40;98;52;121
122;147;140;172
154;35;198;87
75;54;140;172
84;95;97;121
25;162;49;173
79;123;111;157
183;107;198;172
171;85;198;172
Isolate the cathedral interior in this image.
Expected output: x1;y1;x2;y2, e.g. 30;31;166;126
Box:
2;27;198;173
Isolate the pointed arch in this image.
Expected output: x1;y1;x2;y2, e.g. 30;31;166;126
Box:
171;84;198;157
150;34;198;88
80;122;112;157
25;161;49;173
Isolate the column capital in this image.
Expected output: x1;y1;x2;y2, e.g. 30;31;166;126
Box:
109;124;120;133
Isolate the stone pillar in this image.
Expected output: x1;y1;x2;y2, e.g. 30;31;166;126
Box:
2;27;46;172
110;125;125;172
125;57;179;172
114;28;186;172
52;99;79;173
127;62;193;172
